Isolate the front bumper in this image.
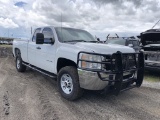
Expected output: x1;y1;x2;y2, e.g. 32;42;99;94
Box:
77;51;144;95
78;69;109;90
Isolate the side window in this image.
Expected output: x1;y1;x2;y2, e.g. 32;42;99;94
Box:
42;28;54;44
127;40;133;45
32;28;41;42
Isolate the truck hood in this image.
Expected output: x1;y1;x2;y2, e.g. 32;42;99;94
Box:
141;29;160;46
75;42;135;54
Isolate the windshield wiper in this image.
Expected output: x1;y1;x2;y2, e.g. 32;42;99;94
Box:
63;40;97;43
63;40;87;43
86;41;98;43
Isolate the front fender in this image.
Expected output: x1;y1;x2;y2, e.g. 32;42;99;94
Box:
54;46;79;73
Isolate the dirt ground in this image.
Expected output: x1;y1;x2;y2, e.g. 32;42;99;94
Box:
0;46;160;120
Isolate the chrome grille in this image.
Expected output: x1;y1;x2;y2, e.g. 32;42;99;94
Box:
104;54;137;72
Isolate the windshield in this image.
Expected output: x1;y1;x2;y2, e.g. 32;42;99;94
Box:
106;38;126;45
55;27;96;42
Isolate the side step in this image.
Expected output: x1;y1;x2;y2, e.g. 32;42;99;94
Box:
22;62;57;79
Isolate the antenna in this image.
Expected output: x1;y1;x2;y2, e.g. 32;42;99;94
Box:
8;29;9;38
31;27;32;35
61;13;62;28
61;13;63;42
152;19;160;29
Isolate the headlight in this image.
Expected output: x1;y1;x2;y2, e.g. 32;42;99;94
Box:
79;53;103;69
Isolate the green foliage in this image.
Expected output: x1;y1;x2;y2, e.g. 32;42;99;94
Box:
144;71;160;82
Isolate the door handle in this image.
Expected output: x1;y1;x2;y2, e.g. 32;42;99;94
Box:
36;46;41;49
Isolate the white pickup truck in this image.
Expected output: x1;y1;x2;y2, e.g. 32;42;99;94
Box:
13;26;144;100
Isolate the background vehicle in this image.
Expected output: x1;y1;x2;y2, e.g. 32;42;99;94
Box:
106;38;141;52
141;29;160;71
4;41;8;44
13;26;144;100
8;41;13;45
0;41;4;44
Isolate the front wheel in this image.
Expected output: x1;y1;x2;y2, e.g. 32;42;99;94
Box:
57;66;83;101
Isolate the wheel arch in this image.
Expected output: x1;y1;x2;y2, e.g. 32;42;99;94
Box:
14;48;21;57
57;58;77;73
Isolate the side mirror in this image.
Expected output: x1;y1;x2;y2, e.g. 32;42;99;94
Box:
50;38;55;44
128;44;133;47
36;33;44;44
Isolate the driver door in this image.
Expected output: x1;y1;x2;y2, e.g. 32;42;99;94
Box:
28;28;41;66
35;27;56;73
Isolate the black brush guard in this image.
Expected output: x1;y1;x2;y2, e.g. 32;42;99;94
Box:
77;51;144;95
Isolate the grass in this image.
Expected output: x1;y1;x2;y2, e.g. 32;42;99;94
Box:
0;45;12;48
144;71;160;82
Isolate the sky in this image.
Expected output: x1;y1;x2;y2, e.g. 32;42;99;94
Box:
0;0;160;40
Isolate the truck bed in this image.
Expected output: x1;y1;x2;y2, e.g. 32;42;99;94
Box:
13;39;29;63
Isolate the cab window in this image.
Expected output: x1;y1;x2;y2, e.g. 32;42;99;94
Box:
42;28;54;44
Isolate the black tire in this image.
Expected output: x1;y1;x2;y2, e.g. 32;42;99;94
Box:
15;50;26;72
57;66;83;101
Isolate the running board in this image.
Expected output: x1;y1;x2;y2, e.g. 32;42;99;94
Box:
22;62;57;78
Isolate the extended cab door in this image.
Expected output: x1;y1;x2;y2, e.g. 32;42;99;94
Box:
28;28;41;66
35;27;56;73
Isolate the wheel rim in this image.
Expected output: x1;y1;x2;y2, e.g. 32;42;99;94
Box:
17;58;20;69
60;74;73;94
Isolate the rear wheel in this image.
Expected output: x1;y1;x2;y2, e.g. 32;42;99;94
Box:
57;66;83;101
